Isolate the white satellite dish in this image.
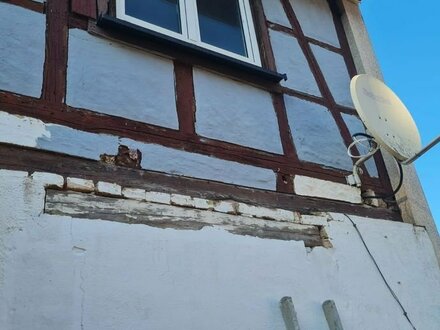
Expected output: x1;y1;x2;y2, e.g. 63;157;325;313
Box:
350;74;421;161
347;74;439;189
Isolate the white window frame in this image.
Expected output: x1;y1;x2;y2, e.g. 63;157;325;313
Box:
115;0;262;66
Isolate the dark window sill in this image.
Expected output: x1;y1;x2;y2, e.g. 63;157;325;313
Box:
93;15;286;86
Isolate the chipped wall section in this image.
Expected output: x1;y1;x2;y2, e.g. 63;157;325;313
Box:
284;96;353;171
193;69;283;154
0;3;46;98
67;29;178;129
0;111;276;191
1;169;439;330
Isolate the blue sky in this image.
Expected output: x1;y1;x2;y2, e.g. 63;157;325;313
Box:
361;1;440;230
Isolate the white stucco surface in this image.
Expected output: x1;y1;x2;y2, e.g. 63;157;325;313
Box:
0;3;45;98
289;0;340;47
342;112;379;177
269;29;321;96
193;69;283;154
66;29;178;129
284;96;353;170
261;0;290;27
1;170;440;330
311;44;354;107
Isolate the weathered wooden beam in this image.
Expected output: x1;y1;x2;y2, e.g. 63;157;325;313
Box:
0;143;402;221
45;190;323;247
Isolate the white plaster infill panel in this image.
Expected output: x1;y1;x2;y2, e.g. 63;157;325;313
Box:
284;96;353;171
261;0;290;27
0;111;50;147
294;175;362;204
193;69;283;154
67;29;178;129
289;0;340;47
0;3;45;98
269;29;321;96
311;44;354;107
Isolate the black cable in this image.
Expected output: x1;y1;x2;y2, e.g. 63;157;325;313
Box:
343;214;417;330
350;133;404;202
364;160;404;202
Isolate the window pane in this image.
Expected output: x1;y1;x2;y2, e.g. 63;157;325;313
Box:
125;0;181;33
196;0;247;56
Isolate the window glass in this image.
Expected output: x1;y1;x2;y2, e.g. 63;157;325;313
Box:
196;0;247;56
125;0;181;33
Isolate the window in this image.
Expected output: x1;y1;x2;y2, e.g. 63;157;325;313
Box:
115;0;261;65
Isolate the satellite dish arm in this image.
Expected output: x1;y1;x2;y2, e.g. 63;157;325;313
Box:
401;135;440;165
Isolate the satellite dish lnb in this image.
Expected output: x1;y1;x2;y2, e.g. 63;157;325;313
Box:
347;74;439;189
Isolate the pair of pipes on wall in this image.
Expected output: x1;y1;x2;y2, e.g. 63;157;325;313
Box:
280;296;343;330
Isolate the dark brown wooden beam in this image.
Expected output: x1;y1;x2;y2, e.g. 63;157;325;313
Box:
174;61;196;136
42;0;69;104
2;0;44;13
0;143;402;221
71;0;96;19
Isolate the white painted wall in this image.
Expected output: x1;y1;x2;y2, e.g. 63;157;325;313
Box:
1;170;439;330
0;3;45;98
